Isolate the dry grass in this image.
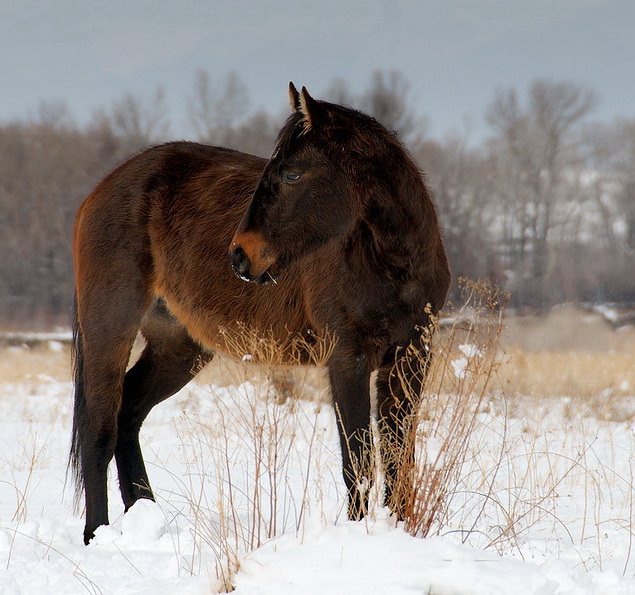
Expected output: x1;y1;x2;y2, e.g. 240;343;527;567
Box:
497;349;635;409
0;342;71;383
153;340;336;590
498;305;635;404
384;280;508;537
0;338;330;406
496;306;635;422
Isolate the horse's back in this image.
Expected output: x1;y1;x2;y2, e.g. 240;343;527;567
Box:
74;142;312;358
75;142;266;250
74;143;262;294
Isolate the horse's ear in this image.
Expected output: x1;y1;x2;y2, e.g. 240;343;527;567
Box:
288;82;301;112
298;86;322;133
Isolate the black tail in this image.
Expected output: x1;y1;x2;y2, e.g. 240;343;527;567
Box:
69;294;86;511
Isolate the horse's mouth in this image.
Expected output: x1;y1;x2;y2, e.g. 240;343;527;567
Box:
262;253;296;283
251;257;285;284
253;269;279;285
234;267;279;285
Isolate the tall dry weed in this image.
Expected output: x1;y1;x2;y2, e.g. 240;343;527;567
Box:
385;279;509;537
159;329;338;591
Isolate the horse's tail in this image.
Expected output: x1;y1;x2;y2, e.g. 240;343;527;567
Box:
69;293;85;510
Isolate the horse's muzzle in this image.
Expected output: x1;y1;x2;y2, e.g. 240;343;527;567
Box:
228;232;279;284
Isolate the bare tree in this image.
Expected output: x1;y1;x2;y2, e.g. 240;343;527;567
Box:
117;88;168;140
361;70;425;142
188;70;250;144
92;87;170;158
31;99;74;130
0;109;103;327
415;134;500;299
225;110;281;156
485;79;597;307
324;71;425;143
323;76;355;106
582;118;635;301
601;118;635;258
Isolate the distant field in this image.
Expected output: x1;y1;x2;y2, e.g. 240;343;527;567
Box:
499;306;635;417
1;306;633;411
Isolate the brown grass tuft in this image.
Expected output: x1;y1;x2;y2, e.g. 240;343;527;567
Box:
383;279;509;536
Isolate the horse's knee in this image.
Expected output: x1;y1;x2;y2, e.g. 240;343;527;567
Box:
81;415;118;468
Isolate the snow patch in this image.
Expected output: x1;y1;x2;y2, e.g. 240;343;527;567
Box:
458;343;483;358
234;524;561;595
120;499;167;543
47;340;64;352
451;357;469;379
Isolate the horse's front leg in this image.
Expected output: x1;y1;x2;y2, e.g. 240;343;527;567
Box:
328;353;373;519
376;342;430;520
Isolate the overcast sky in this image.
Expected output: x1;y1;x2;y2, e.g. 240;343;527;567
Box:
1;0;633;142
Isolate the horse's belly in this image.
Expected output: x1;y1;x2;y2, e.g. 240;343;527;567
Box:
159;283;318;366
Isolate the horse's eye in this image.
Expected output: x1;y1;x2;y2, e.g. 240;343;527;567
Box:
282;171;302;183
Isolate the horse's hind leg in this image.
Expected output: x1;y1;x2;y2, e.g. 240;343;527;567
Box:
115;300;213;511
74;300;147;545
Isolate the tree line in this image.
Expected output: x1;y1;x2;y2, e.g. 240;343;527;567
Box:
1;70;633;329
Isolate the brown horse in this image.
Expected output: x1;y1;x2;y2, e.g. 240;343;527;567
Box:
70;83;450;545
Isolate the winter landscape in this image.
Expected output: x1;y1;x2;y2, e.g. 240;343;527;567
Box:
2;3;635;594
1;304;634;594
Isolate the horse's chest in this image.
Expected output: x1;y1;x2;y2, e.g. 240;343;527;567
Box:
307;258;422;349
352;297;412;336
335;282;418;350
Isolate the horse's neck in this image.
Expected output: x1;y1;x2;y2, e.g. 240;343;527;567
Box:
362;169;437;266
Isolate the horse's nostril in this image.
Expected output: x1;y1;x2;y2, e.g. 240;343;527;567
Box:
229;246;251;277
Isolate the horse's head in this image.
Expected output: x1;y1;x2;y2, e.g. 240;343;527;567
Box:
229;83;387;284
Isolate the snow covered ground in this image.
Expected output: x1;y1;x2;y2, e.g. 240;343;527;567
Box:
1;363;634;593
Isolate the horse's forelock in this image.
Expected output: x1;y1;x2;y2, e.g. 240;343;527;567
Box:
271;112;305;160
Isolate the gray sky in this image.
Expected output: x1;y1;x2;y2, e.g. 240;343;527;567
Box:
1;0;633;142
